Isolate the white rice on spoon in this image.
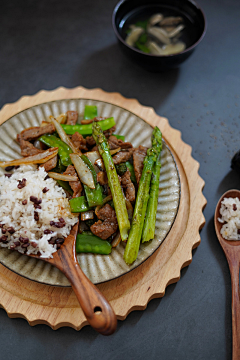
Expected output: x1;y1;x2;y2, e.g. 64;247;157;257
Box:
218;197;240;240
0;165;78;258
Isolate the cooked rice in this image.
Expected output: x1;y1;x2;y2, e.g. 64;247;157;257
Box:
0;165;78;258
218;197;240;240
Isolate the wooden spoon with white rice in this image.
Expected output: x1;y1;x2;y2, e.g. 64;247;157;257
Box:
215;189;240;359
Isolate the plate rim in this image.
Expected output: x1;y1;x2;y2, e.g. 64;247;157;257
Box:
0;97;181;286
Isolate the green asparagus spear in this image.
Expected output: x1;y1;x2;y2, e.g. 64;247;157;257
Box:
92;122;130;241
142;153;161;243
123;127;162;265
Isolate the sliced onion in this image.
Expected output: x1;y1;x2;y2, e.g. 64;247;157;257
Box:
94;158;105;172
51;118;81;154
110;147;121;155
85;151;101;173
33;140;42;150
81;211;94;221
48;114;67;124
111;231;121;248
125;198;133;221
102;194;112;205
56;114;67;124
0;147;58;167
48;172;78;181
85;149;119;172
70;153;95;189
40;121;50;127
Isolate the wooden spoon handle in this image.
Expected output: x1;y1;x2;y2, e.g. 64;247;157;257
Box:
60;254;117;335
228;258;240;360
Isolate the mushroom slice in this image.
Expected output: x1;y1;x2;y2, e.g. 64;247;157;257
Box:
148;41;165;55
168;24;185;38
148;27;170;45
161;42;186;55
125;27;144;47
148;13;163;26
164;26;176;33
160;16;183;26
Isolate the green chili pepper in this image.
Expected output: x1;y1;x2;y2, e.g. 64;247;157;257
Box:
126;161;136;183
84;105;98;120
57;180;73;195
39;134;72;166
84;183;103;207
76;232;112;255
69;196;91;212
112;134;125;141
61;117;115;135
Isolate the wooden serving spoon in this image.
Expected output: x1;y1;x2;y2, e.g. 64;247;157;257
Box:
214;189;240;360
30;222;117;335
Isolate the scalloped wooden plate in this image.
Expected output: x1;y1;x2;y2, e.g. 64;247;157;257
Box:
0;86;206;330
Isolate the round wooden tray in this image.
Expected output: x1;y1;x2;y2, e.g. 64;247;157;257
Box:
0;86;206;330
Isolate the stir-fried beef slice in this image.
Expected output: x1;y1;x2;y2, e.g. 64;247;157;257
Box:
108;136;133;150
86;135;96;147
120;141;133;149
97;171;108;185
120;169;135;203
112;149;134;165
133;145;148;185
39;155;58;172
17;124;55;142
97;203;116;221
108;136;120;150
66;111;78;125
19;139;44;157
71;132;88;152
90;204;118;239
81;116;106;125
86;126;117;149
104;125;116;138
63;165;82;198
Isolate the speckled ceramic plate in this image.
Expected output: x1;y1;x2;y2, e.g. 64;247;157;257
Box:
0;99;180;286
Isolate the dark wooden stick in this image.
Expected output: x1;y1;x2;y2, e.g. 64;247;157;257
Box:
228;254;240;360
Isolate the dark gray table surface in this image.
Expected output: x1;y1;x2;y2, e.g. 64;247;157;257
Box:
0;0;239;359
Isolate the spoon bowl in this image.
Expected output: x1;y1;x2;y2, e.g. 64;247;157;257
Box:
214;189;240;360
28;222;117;335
